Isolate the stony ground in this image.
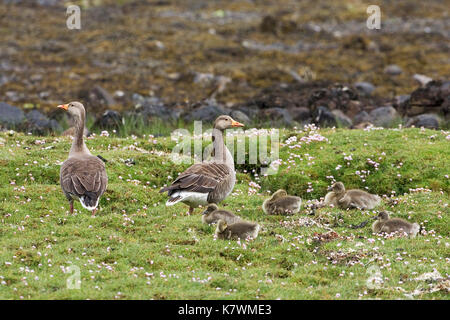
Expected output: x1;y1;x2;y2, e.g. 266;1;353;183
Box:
0;0;449;116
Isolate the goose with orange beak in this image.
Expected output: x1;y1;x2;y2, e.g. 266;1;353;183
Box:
58;102;108;216
160;115;244;214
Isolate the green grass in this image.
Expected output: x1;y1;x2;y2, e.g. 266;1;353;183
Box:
0;127;448;300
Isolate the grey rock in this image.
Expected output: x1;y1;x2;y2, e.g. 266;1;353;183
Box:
25;109;62;134
369;106;399;127
288;107;311;122
354;82;375;96
0;102;24;128
413;74;433;87
353;110;372;125
395;95;410;106
384;64;403;76
184;100;231;123
261;108;293;126
230;110;250;124
133;95;176;122
332;110;353;127
406;113;440;129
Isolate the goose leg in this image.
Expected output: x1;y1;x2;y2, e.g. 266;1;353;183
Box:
92;208;97;216
188;207;194;215
69;200;74;214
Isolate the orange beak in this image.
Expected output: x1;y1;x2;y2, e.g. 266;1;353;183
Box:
231;120;244;127
57;104;69;111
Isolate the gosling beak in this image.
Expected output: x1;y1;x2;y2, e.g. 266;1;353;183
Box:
57;104;69;111
231;120;244;127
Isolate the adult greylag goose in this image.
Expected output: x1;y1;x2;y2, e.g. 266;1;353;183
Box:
321;182;380;210
372;211;420;237
215;219;260;240
58;102;108;215
201;203;241;225
262;189;302;215
160;115;244;214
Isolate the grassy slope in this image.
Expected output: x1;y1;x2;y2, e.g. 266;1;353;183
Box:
0;127;448;300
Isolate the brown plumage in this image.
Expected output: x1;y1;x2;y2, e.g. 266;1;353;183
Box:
215;219;260;240
372;211;420;237
160;115;244;214
262;189;302;215
321;182;380;210
58;102;107;215
201;204;241;225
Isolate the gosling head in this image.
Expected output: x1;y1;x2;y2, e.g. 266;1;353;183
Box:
328;182;345;195
57;101;86;119
271;189;288;200
213;115;244;131
376;211;390;222
202;203;218;215
216;219;228;233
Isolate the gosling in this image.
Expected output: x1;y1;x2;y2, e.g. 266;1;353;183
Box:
215;219;260;240
322;182;380;210
262;189;302;215
372;211;420;237
201;204;241;225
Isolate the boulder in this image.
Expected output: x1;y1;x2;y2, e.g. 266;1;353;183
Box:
354;82;375;96
406;114;440;129
184;100;231;123
288;107;311;122
25;109;61;134
230;110;250;124
353;110;372;125
0;102;25;128
312;106;337;127
332;110;353;127
94;110;122;129
369;106;399;127
384;64;402;76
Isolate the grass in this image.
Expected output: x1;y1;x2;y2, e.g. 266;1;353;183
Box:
0;126;448;299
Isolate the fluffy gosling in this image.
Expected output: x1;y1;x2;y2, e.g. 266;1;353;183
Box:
201;204;241;225
372;211;420;237
215;219;260;240
322;182;380;210
262;189;302;215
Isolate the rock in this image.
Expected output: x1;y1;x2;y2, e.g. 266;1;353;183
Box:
184;100;231;123
331;110;353;127
230;110;250;124
397;81;449;117
0;102;25;128
94;110;122;129
413;74;433;87
288;107;311;122
312;106;337;127
406;113;440;129
79;85;116;113
25;109;61;134
395;95;410;106
354;82;375;96
353;110;372;125
261;108;293;126
384;64;403;76
369;106;399;127
133;94;177;122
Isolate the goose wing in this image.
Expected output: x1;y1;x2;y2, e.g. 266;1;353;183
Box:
160;162;231;195
60;155;108;200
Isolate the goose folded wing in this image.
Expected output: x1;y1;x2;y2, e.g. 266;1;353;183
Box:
160;162;231;195
61;157;107;198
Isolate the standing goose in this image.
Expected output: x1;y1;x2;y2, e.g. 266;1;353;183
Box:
160;115;244;214
58;102;108;215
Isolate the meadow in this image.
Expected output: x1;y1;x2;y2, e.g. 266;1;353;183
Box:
0;126;448;299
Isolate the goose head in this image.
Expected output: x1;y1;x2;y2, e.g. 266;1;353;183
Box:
328;182;345;195
216;219;228;233
57;101;85;119
213;115;244;131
